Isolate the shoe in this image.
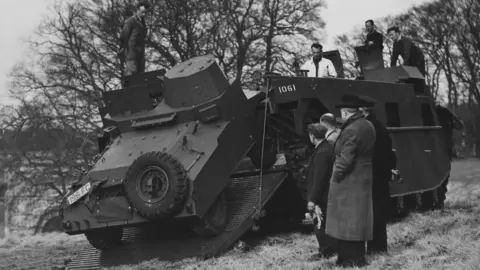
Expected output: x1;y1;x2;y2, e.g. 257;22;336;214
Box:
367;248;387;255
319;248;336;258
307;253;323;261
307;250;336;261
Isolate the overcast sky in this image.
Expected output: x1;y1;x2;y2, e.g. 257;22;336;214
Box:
0;0;432;105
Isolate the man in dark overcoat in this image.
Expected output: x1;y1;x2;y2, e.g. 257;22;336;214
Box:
120;1;150;76
365;20;384;52
358;95;397;255
325;94;376;267
304;123;336;260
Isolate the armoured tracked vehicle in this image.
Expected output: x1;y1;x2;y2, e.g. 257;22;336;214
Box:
61;47;451;267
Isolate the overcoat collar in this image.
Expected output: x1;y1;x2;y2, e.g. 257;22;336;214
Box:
334;112;365;148
339;112;364;130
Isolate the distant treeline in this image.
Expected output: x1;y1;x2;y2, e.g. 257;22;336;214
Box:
0;129;86;152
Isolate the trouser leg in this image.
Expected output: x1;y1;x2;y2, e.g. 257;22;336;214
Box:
336;239;367;267
367;215;388;254
125;59;137;76
137;52;145;74
313;207;335;254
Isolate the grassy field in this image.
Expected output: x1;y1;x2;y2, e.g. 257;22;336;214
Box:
1;159;480;270
0;232;87;270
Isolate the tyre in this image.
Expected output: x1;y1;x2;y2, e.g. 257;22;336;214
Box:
41;216;63;233
124;151;188;220
85;226;123;250
191;192;228;237
247;140;277;170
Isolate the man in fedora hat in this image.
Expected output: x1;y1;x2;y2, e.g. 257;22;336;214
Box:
325;94;376;267
358;95;397;255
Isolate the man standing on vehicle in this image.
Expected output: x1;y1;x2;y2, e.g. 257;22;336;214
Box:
120;1;150;76
387;26;426;77
304;123;336;260
319;113;340;143
326;94;376;267
358;95;397;255
434;103;464;208
301;43;338;78
364;20;384;52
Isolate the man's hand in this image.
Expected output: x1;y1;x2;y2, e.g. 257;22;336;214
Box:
314;205;323;229
368;41;374;46
307;201;315;211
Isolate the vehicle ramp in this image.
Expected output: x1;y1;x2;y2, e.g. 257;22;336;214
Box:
66;170;288;270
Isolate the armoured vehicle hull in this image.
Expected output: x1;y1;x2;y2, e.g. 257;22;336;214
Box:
61;48;452;268
266;74;451;214
60;55;275;248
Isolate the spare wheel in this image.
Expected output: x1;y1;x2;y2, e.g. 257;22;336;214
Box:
124;151;188;219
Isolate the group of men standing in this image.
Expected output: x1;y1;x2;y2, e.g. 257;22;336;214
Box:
365;19;426;76
300;19;426;78
304;94;396;267
297;21;417;267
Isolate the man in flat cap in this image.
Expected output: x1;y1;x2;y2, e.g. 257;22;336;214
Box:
358;95;397;255
325;94;376;267
304;123;336;260
120;1;150;76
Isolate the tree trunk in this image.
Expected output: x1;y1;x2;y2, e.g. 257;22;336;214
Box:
0;199;4;239
475;108;480;158
0;172;9;239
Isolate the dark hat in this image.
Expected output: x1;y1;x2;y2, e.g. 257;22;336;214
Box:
357;95;378;108
335;94;362;109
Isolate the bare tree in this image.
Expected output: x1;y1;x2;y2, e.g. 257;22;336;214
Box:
0;0;330;232
332;16;400;79
232;0;327;87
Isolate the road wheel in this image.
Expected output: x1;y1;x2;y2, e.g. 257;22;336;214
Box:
85;226;123;250
192;192;228;237
124;151;188;220
420;191;435;211
434;174;449;209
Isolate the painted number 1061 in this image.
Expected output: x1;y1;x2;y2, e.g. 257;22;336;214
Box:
278;84;297;93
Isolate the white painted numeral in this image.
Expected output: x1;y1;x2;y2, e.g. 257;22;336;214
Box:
278;84;297;93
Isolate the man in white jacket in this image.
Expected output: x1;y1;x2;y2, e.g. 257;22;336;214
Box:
301;43;338;78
